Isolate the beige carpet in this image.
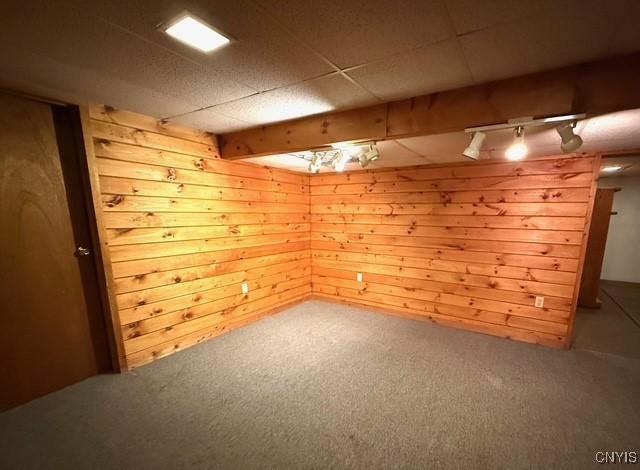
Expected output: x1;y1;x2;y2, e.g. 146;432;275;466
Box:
1;299;639;469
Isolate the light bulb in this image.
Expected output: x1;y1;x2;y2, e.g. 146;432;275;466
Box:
505;127;527;161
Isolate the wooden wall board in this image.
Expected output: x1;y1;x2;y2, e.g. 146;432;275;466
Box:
87;104;312;369
309;155;599;348
86;102;598;364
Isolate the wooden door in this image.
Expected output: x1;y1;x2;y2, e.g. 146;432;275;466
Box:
0;92;110;410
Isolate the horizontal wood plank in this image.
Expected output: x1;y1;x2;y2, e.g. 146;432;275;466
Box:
92;120;216;158
90;103;217;147
89;111;311;368
310;202;588;217
107;223;310;246
94;138;307;185
309;155;597;350
310;240;579;272
309;187;591;204
97;158;308;194
310;213;585;230
112;241;310;278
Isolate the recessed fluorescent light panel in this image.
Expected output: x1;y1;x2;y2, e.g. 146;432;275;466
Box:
165;15;230;53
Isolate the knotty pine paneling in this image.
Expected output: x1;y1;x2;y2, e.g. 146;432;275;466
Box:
309;156;599;348
88;104;597;365
88;104;311;369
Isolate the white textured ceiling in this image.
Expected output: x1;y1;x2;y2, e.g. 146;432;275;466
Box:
0;0;639;133
245;109;640;172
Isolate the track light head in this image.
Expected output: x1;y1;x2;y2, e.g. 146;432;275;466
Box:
333;150;349;172
462;132;486;160
505;126;527;161
359;144;380;168
556;121;583;153
308;152;322;173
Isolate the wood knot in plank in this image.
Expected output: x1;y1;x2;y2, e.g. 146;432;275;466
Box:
194;158;206;170
106;194;124;207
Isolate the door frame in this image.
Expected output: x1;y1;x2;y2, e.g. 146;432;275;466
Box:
74;106;127;371
1;87;126;371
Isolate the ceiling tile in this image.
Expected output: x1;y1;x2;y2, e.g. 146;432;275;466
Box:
347;38;473;100
0;44;199;119
0;1;255;109
376;140;432;165
245;154;311;172
255;0;455;68
398;132;468;160
168;109;251;133
444;0;556;35
88;0;334;92
459;0;640;82
209;74;377;125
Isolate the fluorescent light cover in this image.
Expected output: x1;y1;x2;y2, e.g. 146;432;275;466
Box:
601;165;622;172
165;16;230;52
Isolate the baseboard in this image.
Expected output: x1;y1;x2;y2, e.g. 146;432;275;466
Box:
308;294;566;350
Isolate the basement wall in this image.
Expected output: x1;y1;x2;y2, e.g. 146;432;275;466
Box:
85;105;311;369
85;104;598;367
600;175;640;283
309;157;599;348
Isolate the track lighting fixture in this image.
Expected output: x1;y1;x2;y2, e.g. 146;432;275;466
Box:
308;152;322;173
465;113;586;162
505;126;527;161
333;150;350;172
331;142;361;157
556;121;583;153
300;142;381;172
462;132;486;160
359;144;380;167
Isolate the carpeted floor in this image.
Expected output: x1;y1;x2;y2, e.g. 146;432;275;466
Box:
599;279;640;327
1;298;639;470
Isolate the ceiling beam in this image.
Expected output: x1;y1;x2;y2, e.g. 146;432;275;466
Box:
219;53;640;159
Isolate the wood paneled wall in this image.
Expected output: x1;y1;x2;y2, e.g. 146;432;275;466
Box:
86;104;598;366
87;105;311;368
309;157;599;348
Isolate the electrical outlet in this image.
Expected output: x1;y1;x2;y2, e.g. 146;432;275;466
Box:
357;272;363;283
241;282;249;295
534;296;544;308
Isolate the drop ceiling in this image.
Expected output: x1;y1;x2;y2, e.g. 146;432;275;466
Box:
1;0;639;135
